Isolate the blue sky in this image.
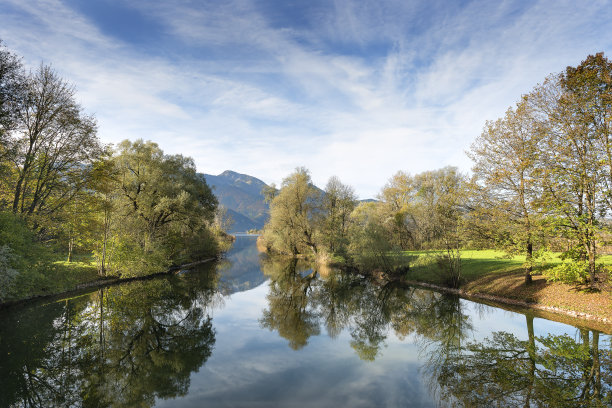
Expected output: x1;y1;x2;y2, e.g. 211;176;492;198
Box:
1;0;611;198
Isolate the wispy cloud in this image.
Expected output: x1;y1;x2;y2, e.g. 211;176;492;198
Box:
1;0;610;197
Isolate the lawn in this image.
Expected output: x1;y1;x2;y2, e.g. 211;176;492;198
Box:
403;249;612;284
405;249;528;284
401;249;612;323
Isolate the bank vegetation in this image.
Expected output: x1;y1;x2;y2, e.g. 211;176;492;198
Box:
259;53;612;317
0;42;230;303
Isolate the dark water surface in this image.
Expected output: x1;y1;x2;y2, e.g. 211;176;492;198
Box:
1;235;610;407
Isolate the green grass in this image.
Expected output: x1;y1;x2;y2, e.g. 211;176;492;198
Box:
42;253;99;295
402;249;579;285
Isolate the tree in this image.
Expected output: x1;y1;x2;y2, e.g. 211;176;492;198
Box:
529;56;610;285
1;64;101;223
564;54;612;214
111;140;218;275
412;167;466;287
378;171;417;249
348;201;398;273
468;99;545;283
88;151;119;275
261;167;320;256
0;40;25;144
212;205;233;233
100;140;217;274
319;176;357;255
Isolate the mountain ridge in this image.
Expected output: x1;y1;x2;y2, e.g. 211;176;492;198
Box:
203;170;378;233
202;170;270;233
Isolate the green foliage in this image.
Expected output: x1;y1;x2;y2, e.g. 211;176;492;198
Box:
319;176;357;255
1;275;217;407
543;260;592;285
1;64;101;218
435;248;462;288
377;167;465;251
436;326;611;407
261;167;321;256
0;244;17;301
348;202;399;272
351;220;395;272
93;139;219;277
0;212;54;300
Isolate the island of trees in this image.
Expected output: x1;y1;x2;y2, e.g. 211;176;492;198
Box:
259;52;612;309
0;41;229;303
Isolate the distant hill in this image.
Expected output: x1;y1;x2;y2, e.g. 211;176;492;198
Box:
202;170;270;233
202;170;377;232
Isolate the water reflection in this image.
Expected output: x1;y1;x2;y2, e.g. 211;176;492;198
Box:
259;255;471;361
260;255;612;406
1;237;611;407
0;273;219;407
216;235;267;295
432;320;612;407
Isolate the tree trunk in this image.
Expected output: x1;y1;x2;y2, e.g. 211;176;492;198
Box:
67;235;73;263
524;314;536;408
593;331;601;398
525;241;533;284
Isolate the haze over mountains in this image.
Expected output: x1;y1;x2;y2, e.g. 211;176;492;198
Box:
202;170;270;233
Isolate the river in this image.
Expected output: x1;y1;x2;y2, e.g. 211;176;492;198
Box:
1;235;610;407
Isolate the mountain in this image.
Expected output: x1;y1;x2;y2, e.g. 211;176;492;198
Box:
225;208;262;233
202;170;270;232
203;170;376;233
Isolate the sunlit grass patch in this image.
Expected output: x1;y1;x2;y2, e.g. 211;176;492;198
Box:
403;249;568;284
48;254;99;294
403;249;612;285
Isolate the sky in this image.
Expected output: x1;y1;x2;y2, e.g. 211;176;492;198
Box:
1;0;611;198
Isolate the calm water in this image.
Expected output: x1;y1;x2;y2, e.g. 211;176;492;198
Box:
1;235;610;407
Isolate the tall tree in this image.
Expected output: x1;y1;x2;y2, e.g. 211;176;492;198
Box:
112;139;218;274
319;176;357;254
468;99;544;283
262;167;320;256
413;167;465;287
2;64;100;221
0;40;25;143
529;58;609;284
378;171;417;249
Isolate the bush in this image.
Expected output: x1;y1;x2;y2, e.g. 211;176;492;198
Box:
435;248;462;288
0;212;52;300
0;245;18;302
543;260;590;285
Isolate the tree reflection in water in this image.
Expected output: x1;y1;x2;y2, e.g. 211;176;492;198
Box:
259;257;320;350
259;256;612;407
0;271;219;408
2;253;610;407
432;318;611;407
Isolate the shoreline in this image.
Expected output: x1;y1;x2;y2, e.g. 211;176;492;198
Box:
402;279;612;333
0;257;217;311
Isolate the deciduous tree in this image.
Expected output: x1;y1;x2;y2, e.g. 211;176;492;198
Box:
468;99;544;283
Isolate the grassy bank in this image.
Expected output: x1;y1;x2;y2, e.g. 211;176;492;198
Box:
404;250;612;322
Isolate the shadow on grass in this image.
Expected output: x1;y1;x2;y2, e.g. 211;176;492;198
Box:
404;250;612;320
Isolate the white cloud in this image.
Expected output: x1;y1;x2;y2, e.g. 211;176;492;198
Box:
1;0;611;198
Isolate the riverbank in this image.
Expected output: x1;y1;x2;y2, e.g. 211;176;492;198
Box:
402;250;612;330
254;241;612;330
0;256;218;310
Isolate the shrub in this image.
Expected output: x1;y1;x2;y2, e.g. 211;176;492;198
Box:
0;212;52;300
543;260;590;285
0;245;18;302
